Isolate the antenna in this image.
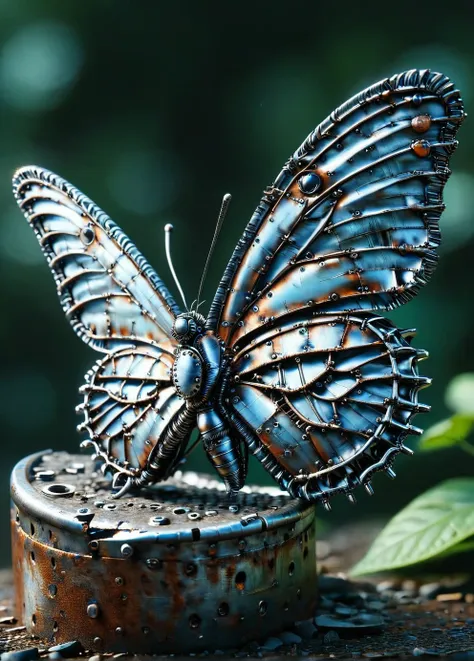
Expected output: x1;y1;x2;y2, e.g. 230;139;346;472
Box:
196;193;232;309
164;223;188;311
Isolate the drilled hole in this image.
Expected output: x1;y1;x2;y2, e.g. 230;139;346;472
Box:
42;483;75;497
30;523;35;536
217;602;229;617
283;601;289;611
189;614;201;629
303;547;309;559
51;557;56;569
30;551;35;563
235;571;246;591
31;614;36;626
288;561;295;576
53;621;58;632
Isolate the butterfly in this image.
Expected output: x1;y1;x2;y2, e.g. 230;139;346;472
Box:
13;69;464;507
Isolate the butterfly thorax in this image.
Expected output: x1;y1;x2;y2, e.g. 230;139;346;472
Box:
171;312;222;402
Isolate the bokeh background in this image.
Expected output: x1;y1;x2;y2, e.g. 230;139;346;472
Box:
1;1;473;565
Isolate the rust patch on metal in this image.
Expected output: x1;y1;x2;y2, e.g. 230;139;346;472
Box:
411;139;431;157
11;452;317;654
411;114;431;133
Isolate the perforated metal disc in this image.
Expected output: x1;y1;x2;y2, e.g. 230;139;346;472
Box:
11;451;317;654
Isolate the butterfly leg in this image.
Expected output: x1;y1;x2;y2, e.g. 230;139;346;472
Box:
110;475;135;499
197;406;245;496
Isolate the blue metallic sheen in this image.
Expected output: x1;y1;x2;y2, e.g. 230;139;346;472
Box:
12;69;465;505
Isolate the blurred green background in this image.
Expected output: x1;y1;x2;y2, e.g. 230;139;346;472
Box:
1;1;473;565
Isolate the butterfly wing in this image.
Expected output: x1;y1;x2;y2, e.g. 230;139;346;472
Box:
13;166;190;489
207;70;464;344
13;166;180;352
226;314;429;504
210;70;464;503
78;347;194;488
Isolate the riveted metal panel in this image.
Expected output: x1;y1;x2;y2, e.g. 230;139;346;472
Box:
11;451;317;654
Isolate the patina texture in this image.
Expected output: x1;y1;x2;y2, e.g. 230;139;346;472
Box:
11;452;317;654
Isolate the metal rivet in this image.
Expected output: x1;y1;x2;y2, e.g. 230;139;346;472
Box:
115;626;124;635
146;558;162;570
298;172;322;195
115;577;124;585
412;114;431;133
258;600;268;616
93;637;102;646
35;470;56;482
120;544;133;558
411;139;431;157
87;603;99;618
48;584;57;597
80;226;95;245
185;563;197;577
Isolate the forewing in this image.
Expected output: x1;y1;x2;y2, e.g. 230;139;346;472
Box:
13;166;180;352
227;315;429;503
207;70;464;345
78;347;190;480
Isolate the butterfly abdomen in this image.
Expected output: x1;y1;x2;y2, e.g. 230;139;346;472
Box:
197;407;245;494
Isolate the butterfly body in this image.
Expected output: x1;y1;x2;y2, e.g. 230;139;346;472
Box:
169;312;246;494
13;69;464;505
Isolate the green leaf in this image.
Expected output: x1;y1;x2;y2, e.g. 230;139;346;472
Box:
446;373;474;414
419;413;474;452
350;478;474;576
435;537;474;560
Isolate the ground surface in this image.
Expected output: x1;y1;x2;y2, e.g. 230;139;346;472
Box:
2;523;474;660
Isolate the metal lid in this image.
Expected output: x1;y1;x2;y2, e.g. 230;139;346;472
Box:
11;450;316;554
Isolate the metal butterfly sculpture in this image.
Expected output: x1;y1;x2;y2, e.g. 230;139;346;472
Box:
13;70;464;506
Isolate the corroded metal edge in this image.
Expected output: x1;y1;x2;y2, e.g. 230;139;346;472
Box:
11;451;318;654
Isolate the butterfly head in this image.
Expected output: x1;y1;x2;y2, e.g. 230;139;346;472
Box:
172;311;205;344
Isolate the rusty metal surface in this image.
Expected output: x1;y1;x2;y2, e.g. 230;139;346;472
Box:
11;451;317;654
5;538;474;659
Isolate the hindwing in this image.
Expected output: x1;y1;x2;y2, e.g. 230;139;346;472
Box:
227;315;429;503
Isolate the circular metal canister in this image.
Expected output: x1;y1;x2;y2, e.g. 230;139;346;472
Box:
11;451;317;654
